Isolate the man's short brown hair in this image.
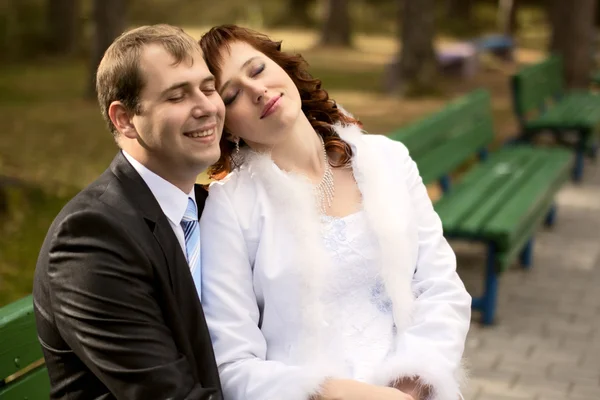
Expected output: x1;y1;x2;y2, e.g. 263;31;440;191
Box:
96;24;201;137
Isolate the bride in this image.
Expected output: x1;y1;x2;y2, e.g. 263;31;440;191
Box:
198;24;471;400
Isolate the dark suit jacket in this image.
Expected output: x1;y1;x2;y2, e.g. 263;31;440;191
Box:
33;152;222;400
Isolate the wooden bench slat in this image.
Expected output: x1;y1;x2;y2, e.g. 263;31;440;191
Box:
512;55;597;181
394;89;495;184
392;92;488;160
526;92;600;128
513;55;564;118
392;87;574;325
456;148;548;240
416;121;491;184
496;194;558;271
0;295;44;381
434;147;533;231
483;148;573;245
0;365;50;400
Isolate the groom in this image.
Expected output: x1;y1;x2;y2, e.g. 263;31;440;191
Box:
33;24;224;399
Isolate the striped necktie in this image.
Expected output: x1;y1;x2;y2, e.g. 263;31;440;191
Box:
181;197;202;298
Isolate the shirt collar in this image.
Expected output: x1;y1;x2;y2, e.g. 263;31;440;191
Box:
122;150;196;225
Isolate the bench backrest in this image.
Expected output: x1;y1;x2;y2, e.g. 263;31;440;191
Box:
0;295;50;399
388;88;495;184
511;54;564;120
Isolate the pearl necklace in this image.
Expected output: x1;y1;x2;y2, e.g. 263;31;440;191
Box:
315;135;335;214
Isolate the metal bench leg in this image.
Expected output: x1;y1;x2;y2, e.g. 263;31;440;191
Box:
520;238;534;269
478;148;489;161
545;204;557;227
573;149;585;182
590;141;598;161
481;242;499;325
440;175;451;193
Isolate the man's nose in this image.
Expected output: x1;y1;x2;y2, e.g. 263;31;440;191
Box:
191;93;218;118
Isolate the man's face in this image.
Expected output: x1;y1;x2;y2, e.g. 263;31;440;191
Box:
125;44;225;187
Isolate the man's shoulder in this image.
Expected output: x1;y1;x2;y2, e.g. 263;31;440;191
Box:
52;168;142;234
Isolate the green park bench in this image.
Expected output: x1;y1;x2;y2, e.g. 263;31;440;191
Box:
389;89;574;325
511;54;600;181
0;295;50;399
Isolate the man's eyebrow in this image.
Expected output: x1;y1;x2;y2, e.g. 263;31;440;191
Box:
160;82;189;97
202;75;216;85
219;56;260;95
160;75;215;97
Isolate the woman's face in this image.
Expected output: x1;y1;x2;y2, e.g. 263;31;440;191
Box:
216;41;303;151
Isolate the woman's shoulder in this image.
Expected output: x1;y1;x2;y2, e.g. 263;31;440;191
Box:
206;165;257;199
363;132;408;153
335;122;411;159
202;167;263;231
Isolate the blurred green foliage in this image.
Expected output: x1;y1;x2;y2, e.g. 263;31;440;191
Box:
0;0;558;306
1;0;48;61
0;184;75;306
0;0;555;64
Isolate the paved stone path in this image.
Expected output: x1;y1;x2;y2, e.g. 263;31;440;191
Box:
456;157;600;400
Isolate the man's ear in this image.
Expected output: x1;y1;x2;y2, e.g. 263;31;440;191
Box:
108;101;137;139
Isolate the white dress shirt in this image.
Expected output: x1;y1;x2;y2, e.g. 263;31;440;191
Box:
121;150;197;261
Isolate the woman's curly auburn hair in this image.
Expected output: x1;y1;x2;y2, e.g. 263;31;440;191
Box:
199;24;361;180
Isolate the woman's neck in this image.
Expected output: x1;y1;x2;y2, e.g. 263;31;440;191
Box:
270;115;327;183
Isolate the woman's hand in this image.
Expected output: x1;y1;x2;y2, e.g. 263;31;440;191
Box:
315;379;415;400
391;377;431;400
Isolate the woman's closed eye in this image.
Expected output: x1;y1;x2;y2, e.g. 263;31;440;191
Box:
251;64;265;77
222;64;266;106
223;90;239;106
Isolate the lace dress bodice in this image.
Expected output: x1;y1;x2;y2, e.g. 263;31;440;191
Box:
319;210;396;381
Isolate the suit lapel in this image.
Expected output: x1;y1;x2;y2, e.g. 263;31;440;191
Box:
109;151;195;295
107;152;221;389
152;217;193;295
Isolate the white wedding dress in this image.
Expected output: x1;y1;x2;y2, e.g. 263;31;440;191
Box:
319;210;397;382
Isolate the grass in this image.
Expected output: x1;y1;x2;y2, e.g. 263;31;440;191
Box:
0;185;75;305
0;26;549;307
0;60;116;191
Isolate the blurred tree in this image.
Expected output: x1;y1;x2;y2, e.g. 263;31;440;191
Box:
1;0;47;62
548;0;596;88
320;0;352;47
47;0;81;56
507;0;519;36
86;0;127;98
396;0;437;96
272;0;316;28
498;0;519;36
445;0;473;22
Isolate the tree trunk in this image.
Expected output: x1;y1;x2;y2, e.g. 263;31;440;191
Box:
548;0;596;88
320;0;352;47
548;0;567;54
47;0;80;56
507;0;519;36
498;0;519;36
86;0;127;98
397;0;437;96
446;0;472;22
273;0;315;28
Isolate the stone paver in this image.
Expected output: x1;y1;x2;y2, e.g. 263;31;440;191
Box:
455;157;600;400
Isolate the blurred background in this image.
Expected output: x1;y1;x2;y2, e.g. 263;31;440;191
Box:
1;0;600;398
